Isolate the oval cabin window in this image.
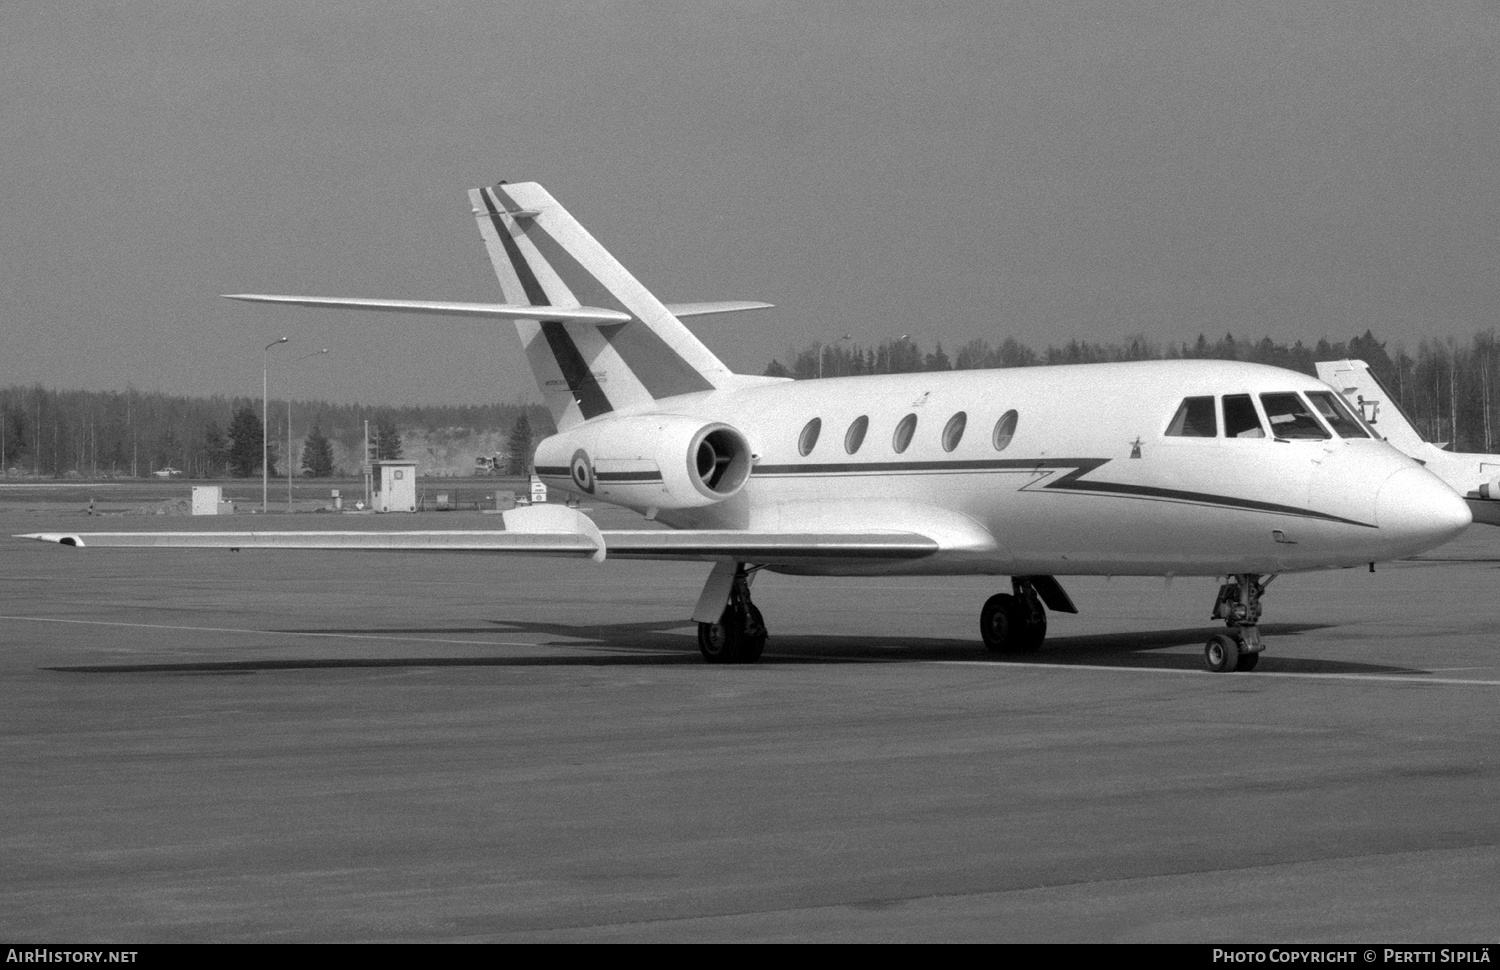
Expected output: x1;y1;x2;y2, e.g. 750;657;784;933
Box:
798;417;822;456
941;412;967;452
893;413;918;454
992;410;1018;451
844;415;869;454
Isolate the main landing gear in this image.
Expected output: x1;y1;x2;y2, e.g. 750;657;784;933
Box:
1204;574;1274;672
981;576;1076;654
697;563;767;664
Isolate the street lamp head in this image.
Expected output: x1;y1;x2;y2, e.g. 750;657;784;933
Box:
265;336;289;351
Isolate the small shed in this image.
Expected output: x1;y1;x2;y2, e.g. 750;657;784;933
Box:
372;460;418;513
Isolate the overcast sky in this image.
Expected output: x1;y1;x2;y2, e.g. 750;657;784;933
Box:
3;1;1497;404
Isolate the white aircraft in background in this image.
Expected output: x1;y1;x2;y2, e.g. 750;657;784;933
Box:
20;183;1472;672
1316;359;1500;527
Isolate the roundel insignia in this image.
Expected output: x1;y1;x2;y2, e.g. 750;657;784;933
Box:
570;449;595;494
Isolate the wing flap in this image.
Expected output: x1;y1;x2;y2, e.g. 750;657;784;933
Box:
599;530;938;562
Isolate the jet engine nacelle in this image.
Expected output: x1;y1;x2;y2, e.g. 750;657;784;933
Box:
533;415;753;511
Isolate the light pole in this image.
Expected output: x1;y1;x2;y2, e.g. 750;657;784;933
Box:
288;349;329;509
818;333;852;379
263;336;288;512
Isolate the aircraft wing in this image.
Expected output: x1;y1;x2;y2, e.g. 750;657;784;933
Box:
18;528;938;564
16;506;939;566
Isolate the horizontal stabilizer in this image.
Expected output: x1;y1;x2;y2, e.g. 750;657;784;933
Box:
223;294;631;324
663;301;774;318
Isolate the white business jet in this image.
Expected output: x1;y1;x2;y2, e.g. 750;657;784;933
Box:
19;183;1472;672
1316;359;1500;527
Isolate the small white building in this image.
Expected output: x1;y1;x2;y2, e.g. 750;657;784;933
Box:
191;485;234;516
372;460;418;513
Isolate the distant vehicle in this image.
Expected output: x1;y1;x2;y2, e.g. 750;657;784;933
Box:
151;467;183;479
19;183;1472;673
1316;359;1500;527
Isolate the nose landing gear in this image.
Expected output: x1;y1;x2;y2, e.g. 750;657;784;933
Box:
1205;574;1274;672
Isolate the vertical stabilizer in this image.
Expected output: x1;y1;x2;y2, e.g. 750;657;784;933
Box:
1316;359;1430;453
470;182;734;430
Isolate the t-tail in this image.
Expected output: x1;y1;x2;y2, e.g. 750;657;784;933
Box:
224;182;773;433
471;182;742;430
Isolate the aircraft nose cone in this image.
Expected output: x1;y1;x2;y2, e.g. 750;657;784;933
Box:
1375;467;1471;551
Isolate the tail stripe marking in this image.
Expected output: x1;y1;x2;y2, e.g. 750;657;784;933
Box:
479;187;551;307
540;322;613;419
491;186;716;400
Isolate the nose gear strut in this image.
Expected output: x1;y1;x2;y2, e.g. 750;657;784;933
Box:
1205;573;1275;672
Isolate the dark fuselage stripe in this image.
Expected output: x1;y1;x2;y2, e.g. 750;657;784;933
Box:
535;468;662;483
754;457;1375;528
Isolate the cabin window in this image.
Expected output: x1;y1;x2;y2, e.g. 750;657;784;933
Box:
1304;391;1370;439
992;410;1018;451
1165;396;1217;437
798;417;822;456
893;413;918;454
844;415;869;454
1260;393;1330;440
941;412;967;452
1222;395;1265;438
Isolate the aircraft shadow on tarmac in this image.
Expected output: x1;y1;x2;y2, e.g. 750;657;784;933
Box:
45;618;1432;677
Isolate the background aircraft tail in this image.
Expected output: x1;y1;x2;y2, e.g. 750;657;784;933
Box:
470;182;736;430
1315;359;1431;452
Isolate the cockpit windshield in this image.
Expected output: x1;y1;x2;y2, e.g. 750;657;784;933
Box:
1260;393;1330;440
1223;394;1264;438
1304;391;1371;438
1165;396;1217;437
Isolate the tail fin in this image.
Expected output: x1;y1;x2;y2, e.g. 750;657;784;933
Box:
471;182;735;430
1315;359;1431;452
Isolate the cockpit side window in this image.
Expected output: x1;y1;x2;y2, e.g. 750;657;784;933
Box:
1260;392;1330;440
1223;395;1265;438
1165;396;1217;437
1304;391;1371;439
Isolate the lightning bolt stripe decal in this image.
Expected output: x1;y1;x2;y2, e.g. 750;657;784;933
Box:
753;457;1376;528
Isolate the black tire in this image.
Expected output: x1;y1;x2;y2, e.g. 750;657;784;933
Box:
981;593;1047;654
1235;650;1260;672
980;593;1020;653
1016;607;1047;653
697;604;767;664
1204;633;1240;673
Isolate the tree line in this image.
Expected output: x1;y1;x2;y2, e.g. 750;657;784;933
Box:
7;329;1499;477
763;330;1500;453
0;389;552;479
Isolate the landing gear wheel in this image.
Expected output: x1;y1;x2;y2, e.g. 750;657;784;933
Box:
1234;650;1260;672
698;603;766;664
981;594;1044;654
1204;633;1241;673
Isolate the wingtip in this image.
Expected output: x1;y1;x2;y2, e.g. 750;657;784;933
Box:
17;533;81;546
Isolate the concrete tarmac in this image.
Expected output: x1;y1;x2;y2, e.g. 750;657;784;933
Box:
2;507;1498;942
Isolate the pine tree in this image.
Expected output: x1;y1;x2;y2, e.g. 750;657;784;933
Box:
301;424;334;478
374;416;402;460
506;414;534;475
202;421;228;477
227;406;266;478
